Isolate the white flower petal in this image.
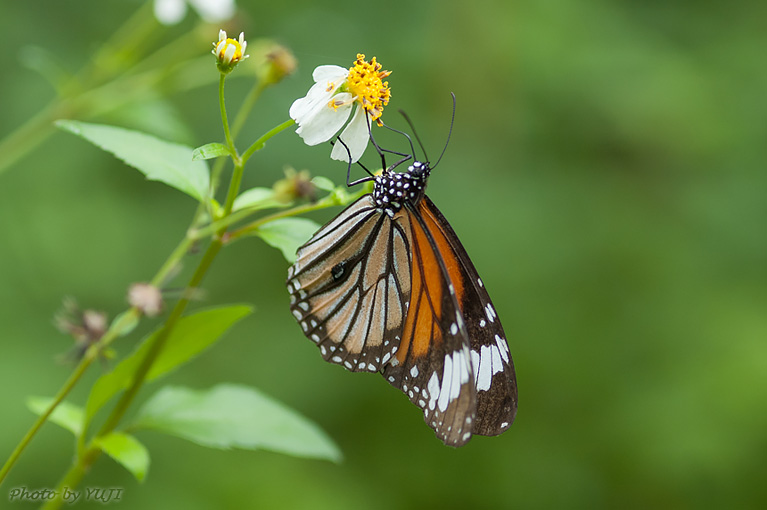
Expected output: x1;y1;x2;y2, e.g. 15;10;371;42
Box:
189;0;236;22
296;96;353;146
289;82;335;120
223;44;236;64
154;0;187;25
332;106;371;163
312;65;349;84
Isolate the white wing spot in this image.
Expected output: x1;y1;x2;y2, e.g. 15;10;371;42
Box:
332;356;342;362
427;372;440;411
479;319;486;328
450;323;458;336
291;310;302;320
485;303;496;323
477;278;484;288
410;365;419;378
495;334;509;363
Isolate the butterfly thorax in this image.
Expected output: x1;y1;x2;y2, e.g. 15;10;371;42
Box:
373;161;431;218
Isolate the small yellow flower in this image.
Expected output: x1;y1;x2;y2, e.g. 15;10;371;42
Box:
290;53;392;163
212;30;249;73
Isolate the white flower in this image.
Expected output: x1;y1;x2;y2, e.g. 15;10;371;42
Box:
212;30;249;72
290;54;391;163
154;0;235;26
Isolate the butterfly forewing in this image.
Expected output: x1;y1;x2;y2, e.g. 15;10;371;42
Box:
381;204;477;446
419;196;518;435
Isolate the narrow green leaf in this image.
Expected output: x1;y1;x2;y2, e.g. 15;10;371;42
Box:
95;432;150;482
26;397;84;437
84;305;253;430
56;120;210;202
311;176;336;192
110;310;139;338
254;217;320;263
232;187;290;212
134;384;342;463
192;143;231;161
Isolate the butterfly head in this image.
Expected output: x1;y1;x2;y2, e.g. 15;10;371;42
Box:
373;160;431;217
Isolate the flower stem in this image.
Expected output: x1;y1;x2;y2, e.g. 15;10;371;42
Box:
96;239;222;437
0;225;195;485
0;349;93;485
241;119;295;165
219;74;236;155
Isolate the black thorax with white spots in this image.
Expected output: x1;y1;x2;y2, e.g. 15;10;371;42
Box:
373;161;430;218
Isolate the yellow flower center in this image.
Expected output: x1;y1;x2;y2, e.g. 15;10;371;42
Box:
345;53;391;125
216;38;244;63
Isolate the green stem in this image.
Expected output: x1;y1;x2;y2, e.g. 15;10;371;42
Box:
0;103;63;176
0;221;196;485
222;164;244;217
0;306;140;486
219;74;235;154
241;119;295;165
96;239;222;437
42;448;100;510
0;350;93;485
226;190;358;243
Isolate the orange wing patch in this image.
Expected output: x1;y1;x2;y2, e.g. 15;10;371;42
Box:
396;207;459;364
419;200;466;308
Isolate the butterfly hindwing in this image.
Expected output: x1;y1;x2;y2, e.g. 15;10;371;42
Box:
288;195;411;373
418;196;518;435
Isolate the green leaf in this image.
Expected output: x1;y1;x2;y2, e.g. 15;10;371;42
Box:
254;217;321;263
26;397;84;437
84;305;253;430
192;143;231;161
133;384;342;463
105;96;196;146
95;432;150;482
56;120;210;202
311;176;336;192
232;187;290;212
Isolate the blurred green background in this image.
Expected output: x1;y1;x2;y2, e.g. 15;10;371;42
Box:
1;0;765;508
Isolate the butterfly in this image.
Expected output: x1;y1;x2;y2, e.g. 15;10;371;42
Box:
286;101;517;446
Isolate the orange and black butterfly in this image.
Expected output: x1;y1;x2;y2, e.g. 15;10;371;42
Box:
287;102;517;446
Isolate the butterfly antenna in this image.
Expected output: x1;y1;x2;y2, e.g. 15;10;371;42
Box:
433;92;456;169
381;122;417;161
366;111;412;173
398;109;429;162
